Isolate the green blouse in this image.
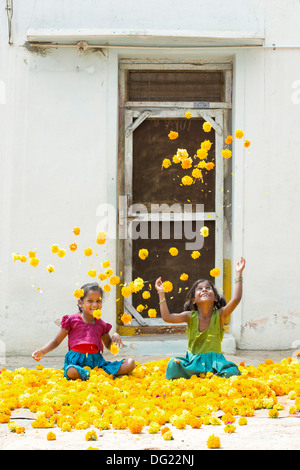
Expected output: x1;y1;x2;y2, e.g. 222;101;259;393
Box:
186;309;224;355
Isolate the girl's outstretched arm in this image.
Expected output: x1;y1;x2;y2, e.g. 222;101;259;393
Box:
155;277;190;324
219;257;246;324
32;328;68;361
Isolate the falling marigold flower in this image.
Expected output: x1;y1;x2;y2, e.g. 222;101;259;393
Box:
196;148;208;160
96;231;107;245
28;251;36;258
142;291;151;300
205;162;215;170
138;248;149;260
180;273;189;281
225;135;233;144
51;244;59;254
46;265;55;274
181;157;192;169
185;112;192;119
162;158;172;169
98;273;107;281
121;286;132;298
172;154;181;164
29;257;40;267
103;284;111;293
201;140;212;151
192;168;202;179
200;226;209;237
176;149;189;161
244;140;251;148
203;121;212;132
235;129;244;139
210;267;221;277
73;227;80;236
148;309;157;318
120;312;132;325
163;281;173;293
88;270;97;277
181;175;194;186
221;149;232;159
93;309;102;320
168;131;179;140
169;247;178;256
110;276;120;285
110;342;119;355
191;251;201;260
136;304;145;313
105;268;113;277
102;260;110;269
84;248;93;256
69;243;77;252
73;288;84;299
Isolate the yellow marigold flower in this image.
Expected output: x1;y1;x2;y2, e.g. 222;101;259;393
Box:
120;312;132;325
207;434;221;449
110;343;119;355
46;265;55;274
205;161;215;170
84;248;93;256
61;422;71;432
57;248;66;258
162;430;174;440
244;140;251;148
93;309;102;320
103;284;111;293
74;288;84;299
289;406;297;414
94;418;110;430
181;157;192;169
110;275;120;285
192;168;203;179
29;257;39;267
200;226;209;237
88;270;97;277
46;431;56;441
235;129;244;139
191;251;201;260
210;267;221;277
265;358;273;365
168;131;178;140
196;148;208;160
288;391;296;400
188;417;202;429
69;243;77;252
203;121;212;132
105;268;113;277
85;430;98;441
148;422;161;434
185;112;192;119
121;286;131;297
128;416;145;434
138;248;149;260
162;158;172;169
98;273;107;281
169;247;178;256
172;154;181;164
28;251;36;258
221;413;236;424
238;417;248;425
221;149;232;159
102;260;110;268
268;408;279;418
181;175;194;186
73;227;80;235
51;244;59;254
148;309;157;318
163;281;173;293
224;424;236;433
201;139;212;151
176;149;189;161
142;291;151;299
180;273;189;281
136;304;145;313
132;277;144;293
96;231;107;245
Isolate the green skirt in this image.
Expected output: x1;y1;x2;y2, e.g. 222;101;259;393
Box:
166;351;240;380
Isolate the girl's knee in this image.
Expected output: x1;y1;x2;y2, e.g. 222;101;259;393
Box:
116;358;136;376
66;366;80;380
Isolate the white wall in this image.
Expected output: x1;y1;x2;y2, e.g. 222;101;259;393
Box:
1;0;300;355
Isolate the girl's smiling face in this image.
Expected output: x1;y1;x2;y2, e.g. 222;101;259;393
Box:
79;290;102;319
193;280;216;305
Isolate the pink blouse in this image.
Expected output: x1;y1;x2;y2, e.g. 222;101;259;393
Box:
60;313;112;353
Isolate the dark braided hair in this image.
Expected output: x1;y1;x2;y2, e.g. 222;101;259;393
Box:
184;279;226;311
78;282;103;312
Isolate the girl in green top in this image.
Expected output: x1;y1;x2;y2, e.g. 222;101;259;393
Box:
155;257;245;380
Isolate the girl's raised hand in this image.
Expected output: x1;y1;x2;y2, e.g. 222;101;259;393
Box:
236;257;246;274
111;333;123;349
32;349;44;361
155;277;165;293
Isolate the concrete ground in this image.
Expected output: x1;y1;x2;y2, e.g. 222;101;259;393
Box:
1;349;299;452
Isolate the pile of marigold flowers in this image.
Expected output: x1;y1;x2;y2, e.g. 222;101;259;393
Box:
0;357;299;444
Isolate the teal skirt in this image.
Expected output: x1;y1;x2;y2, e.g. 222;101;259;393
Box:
166;351;240;380
63;350;124;381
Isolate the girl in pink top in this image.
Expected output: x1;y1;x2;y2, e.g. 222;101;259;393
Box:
32;283;136;380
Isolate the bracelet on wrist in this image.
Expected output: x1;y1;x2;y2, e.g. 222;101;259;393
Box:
159;298;166;304
235;276;243;283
